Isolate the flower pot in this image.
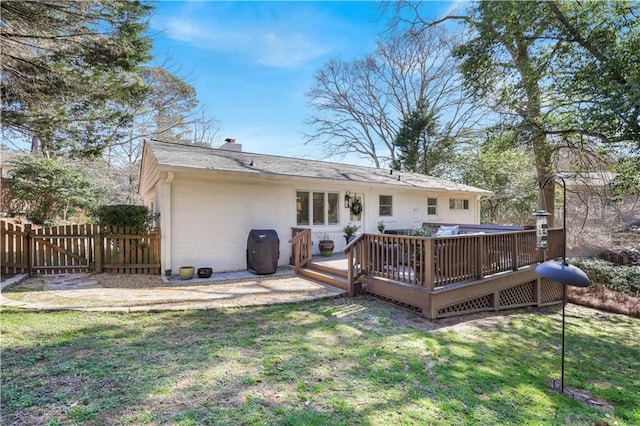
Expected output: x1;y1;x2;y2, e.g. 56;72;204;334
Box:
318;240;334;257
197;267;212;278
179;266;195;280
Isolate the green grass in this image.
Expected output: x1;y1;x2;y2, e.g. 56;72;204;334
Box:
1;298;639;425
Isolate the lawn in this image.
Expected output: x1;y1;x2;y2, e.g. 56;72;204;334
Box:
1;297;639;425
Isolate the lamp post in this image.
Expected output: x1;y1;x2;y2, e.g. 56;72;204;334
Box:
534;174;590;396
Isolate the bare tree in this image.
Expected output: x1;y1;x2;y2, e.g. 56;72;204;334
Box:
305;26;485;168
104;66;221;202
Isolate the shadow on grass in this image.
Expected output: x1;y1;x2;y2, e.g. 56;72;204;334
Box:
1;299;638;425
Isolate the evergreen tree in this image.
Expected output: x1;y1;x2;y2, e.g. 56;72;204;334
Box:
1;0;153;158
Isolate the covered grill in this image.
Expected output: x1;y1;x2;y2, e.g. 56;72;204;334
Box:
246;229;279;274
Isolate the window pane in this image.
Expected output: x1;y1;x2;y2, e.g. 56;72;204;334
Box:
313;192;325;225
449;198;469;210
379;195;392;216
328;193;339;224
427;198;437;216
296;191;309;225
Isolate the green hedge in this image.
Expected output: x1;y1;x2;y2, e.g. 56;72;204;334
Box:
570;258;640;297
94;205;157;232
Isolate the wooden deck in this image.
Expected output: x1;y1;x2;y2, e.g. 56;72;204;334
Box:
290;227;565;319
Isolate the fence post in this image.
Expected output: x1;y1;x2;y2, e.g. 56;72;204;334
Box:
512;233;519;271
94;225;103;273
24;224;32;275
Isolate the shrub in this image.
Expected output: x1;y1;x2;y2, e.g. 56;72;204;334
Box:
569;258;640;297
610;266;640;297
94;205;157;232
405;226;434;237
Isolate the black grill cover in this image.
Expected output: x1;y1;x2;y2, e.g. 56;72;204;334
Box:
246;229;279;274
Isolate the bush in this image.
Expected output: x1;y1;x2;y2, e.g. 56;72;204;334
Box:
570;258;640;297
94;205;157;232
610;266;640;297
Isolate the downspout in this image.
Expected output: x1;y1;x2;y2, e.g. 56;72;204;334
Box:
162;172;174;275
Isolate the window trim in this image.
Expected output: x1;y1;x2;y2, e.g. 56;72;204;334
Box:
427;197;438;216
296;190;340;226
449;198;470;210
379;195;393;217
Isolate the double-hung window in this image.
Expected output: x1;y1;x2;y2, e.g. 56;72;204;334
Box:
297;191;339;226
379;195;393;217
427;198;438;216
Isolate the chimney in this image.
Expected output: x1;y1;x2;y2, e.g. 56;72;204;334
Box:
220;138;242;152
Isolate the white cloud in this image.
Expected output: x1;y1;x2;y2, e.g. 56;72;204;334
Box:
153;4;334;68
163;19;212;42
257;31;330;67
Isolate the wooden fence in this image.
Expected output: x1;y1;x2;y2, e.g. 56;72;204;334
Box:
0;221;160;275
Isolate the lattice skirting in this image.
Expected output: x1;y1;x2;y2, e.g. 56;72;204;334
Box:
540;278;564;304
437;295;493;317
499;280;535;308
437;278;565;318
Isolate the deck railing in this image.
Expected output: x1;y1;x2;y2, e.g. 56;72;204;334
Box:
342;228;563;290
289;227;312;272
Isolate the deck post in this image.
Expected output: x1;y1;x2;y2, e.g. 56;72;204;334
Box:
347;250;355;296
423;238;434;291
476;235;485;280
512;233;519;271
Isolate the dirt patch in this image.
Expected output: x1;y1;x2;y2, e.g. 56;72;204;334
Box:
550;380;614;411
569;284;640;318
90;273;167;288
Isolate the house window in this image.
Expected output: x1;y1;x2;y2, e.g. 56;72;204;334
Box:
449;198;469;210
296;191;339;226
427;198;438;216
296;191;310;225
313;192;325;225
379;195;393;216
327;193;339;224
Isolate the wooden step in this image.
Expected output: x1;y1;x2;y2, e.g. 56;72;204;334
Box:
306;261;348;278
297;267;350;292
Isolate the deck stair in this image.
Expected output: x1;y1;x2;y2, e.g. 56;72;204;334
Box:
298;260;350;292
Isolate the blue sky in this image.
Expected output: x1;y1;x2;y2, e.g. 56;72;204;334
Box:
149;1;457;161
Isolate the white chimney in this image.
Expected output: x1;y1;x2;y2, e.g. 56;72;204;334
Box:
220;138;242;152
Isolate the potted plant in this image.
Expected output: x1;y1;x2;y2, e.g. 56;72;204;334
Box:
377;221;386;233
342;223;360;244
179;266;195;280
318;233;335;257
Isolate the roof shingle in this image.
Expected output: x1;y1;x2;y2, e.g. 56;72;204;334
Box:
146;139;492;195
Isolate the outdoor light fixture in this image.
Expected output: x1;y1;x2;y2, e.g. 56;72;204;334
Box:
344;191;352;208
534;174;590;396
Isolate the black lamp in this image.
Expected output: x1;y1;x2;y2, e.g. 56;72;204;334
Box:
534;174;590;396
344;191;352;208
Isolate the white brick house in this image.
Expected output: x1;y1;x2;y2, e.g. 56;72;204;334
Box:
139;139;492;274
